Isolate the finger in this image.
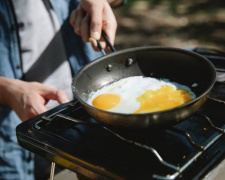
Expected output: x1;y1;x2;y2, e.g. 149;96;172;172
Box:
70;10;76;27
80;14;90;42
89;37;107;51
21;98;48;121
70;5;85;36
39;85;69;103
55;90;70;104
89;37;98;51
74;6;86;35
29;104;48;117
89;4;103;40
102;3;117;46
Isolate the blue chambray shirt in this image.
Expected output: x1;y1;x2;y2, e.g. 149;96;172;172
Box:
0;0;101;179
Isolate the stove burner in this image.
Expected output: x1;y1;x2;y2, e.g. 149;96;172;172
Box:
16;47;225;180
38;97;225;180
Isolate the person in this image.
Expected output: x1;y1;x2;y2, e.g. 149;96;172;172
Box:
0;0;125;179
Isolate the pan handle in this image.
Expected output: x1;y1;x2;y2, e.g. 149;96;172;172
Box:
97;31;116;55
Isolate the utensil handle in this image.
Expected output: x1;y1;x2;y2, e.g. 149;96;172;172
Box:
97;31;116;55
49;162;55;180
102;31;116;52
97;40;106;55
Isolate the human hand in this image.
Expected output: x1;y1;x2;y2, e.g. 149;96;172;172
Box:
70;0;117;51
0;77;69;121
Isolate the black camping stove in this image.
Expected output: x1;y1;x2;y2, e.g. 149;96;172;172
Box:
16;48;225;180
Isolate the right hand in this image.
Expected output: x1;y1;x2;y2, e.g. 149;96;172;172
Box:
70;0;117;51
0;77;69;121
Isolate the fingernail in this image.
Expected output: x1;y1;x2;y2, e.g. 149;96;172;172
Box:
91;31;100;40
62;96;70;103
89;37;95;41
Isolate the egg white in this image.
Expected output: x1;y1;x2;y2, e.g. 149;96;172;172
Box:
87;76;196;114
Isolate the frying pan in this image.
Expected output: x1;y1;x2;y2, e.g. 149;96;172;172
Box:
71;46;216;129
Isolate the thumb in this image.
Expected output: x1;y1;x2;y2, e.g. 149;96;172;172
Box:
55;90;70;104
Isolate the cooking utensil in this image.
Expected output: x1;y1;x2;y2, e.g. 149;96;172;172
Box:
97;31;116;54
71;37;216;129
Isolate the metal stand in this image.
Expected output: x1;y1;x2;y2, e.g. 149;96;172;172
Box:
49;162;55;180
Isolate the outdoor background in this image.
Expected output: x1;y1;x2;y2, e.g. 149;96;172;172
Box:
113;0;225;51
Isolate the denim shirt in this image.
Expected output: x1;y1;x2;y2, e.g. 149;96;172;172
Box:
0;0;101;179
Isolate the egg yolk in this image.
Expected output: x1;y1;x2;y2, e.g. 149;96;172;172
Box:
92;94;120;110
134;85;193;113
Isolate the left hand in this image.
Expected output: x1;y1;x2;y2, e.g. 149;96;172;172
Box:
70;0;117;51
0;77;69;122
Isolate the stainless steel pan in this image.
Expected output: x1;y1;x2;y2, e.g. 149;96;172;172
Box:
71;46;216;129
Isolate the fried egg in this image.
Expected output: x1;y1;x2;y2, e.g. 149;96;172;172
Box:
87;76;196;114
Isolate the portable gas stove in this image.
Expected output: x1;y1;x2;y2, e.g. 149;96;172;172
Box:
16;47;225;180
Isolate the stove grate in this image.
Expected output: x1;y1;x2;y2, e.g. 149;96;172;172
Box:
40;97;225;180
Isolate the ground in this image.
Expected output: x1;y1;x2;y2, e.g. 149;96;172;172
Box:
113;0;225;51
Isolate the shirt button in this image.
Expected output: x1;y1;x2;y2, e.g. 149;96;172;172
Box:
11;23;24;31
16;64;22;69
11;25;17;30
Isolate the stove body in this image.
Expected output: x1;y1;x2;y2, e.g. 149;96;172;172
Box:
16;48;225;180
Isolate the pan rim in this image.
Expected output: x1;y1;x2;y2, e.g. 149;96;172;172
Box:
72;46;216;116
